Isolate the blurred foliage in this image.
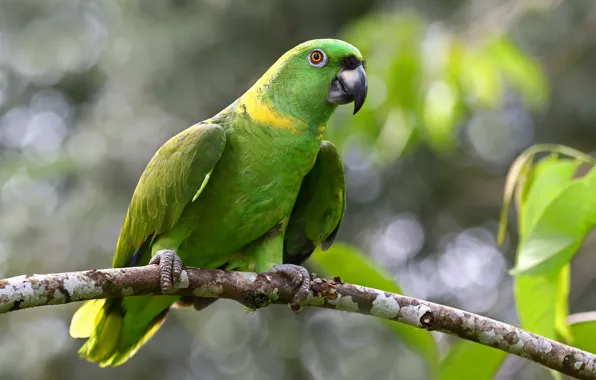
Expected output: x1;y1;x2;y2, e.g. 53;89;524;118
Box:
313;243;506;380
311;243;439;372
1;0;596;380
327;13;548;166
438;340;507;380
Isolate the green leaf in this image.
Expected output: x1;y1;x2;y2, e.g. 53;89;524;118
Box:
514;264;570;341
556;265;572;343
516;155;580;241
438;340;507;380
309;242;439;370
513;161;596;275
512;155;581;343
498;144;596;246
568;312;596;353
511;236;578;276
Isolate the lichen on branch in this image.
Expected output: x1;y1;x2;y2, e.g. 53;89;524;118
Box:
0;265;594;380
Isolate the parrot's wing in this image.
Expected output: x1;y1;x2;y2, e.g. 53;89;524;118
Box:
284;140;346;265
112;123;226;268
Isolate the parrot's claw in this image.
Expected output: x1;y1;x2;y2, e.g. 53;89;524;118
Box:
266;264;311;313
149;249;183;294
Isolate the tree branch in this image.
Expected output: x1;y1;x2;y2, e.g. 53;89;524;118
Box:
0;265;594;379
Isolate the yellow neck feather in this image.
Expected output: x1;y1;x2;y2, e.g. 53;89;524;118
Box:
239;91;304;134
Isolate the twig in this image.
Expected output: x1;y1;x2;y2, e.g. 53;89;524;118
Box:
0;265;594;379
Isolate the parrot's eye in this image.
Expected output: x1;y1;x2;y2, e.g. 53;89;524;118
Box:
308;49;327;67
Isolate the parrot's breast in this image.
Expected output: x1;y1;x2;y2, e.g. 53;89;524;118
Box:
171;119;321;267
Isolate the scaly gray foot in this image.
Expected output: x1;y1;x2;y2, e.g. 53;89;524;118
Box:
149;249;182;294
266;264;311;311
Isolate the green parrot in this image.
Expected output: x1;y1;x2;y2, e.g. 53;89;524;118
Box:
69;38;367;367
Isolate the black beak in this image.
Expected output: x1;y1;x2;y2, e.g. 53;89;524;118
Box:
327;64;367;114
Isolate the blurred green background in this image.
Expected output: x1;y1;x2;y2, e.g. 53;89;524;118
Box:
0;0;595;379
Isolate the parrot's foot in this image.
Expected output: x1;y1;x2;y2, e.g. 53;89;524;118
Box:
149;249;183;294
266;264;311;313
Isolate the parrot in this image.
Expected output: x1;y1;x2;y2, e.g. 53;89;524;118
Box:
69;38;367;367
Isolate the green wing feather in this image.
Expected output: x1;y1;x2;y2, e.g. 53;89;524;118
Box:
113;122;226;268
70;123;226;366
284;140;346;265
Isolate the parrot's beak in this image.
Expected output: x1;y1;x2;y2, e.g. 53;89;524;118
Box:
327;64;368;114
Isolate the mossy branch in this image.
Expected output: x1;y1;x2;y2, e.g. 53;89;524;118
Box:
0;265;594;379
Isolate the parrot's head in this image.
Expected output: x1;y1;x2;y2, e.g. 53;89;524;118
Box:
245;39;368;127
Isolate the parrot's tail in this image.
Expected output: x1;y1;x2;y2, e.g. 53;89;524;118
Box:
69;297;170;367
